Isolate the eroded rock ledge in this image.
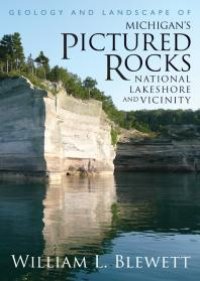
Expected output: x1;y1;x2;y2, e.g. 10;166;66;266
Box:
0;77;115;180
115;127;200;172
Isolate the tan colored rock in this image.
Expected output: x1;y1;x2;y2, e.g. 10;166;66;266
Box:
0;77;115;179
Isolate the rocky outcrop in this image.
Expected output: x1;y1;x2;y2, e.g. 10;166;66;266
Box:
115;127;200;172
0;77;115;179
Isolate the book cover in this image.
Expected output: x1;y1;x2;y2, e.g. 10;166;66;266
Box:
0;1;199;281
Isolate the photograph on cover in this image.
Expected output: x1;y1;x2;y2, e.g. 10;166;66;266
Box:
0;0;200;281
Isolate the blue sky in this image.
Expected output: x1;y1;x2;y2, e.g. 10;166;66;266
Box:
0;0;199;111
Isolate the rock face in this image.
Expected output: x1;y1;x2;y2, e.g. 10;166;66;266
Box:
0;77;115;177
115;127;200;172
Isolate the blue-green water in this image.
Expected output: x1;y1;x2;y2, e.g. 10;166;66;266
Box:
0;173;200;281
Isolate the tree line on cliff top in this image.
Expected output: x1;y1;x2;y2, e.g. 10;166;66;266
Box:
0;32;200;134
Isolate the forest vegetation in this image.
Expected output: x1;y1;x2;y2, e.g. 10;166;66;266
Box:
0;32;200;137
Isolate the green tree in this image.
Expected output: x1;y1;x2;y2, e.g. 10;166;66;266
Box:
47;66;68;82
83;77;97;98
12;32;25;70
0;33;24;73
35;51;50;78
0;34;13;72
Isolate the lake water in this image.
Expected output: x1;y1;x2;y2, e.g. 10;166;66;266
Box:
0;173;200;281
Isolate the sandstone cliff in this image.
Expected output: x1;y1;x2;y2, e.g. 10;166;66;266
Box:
115;127;200;172
0;77;115;178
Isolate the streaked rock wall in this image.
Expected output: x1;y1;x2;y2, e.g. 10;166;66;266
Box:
0;77;115;177
115;134;200;172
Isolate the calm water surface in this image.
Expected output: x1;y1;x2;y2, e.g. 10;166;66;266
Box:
0;173;200;281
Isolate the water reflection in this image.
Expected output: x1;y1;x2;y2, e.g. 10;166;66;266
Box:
115;173;200;233
0;173;200;281
43;175;117;256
